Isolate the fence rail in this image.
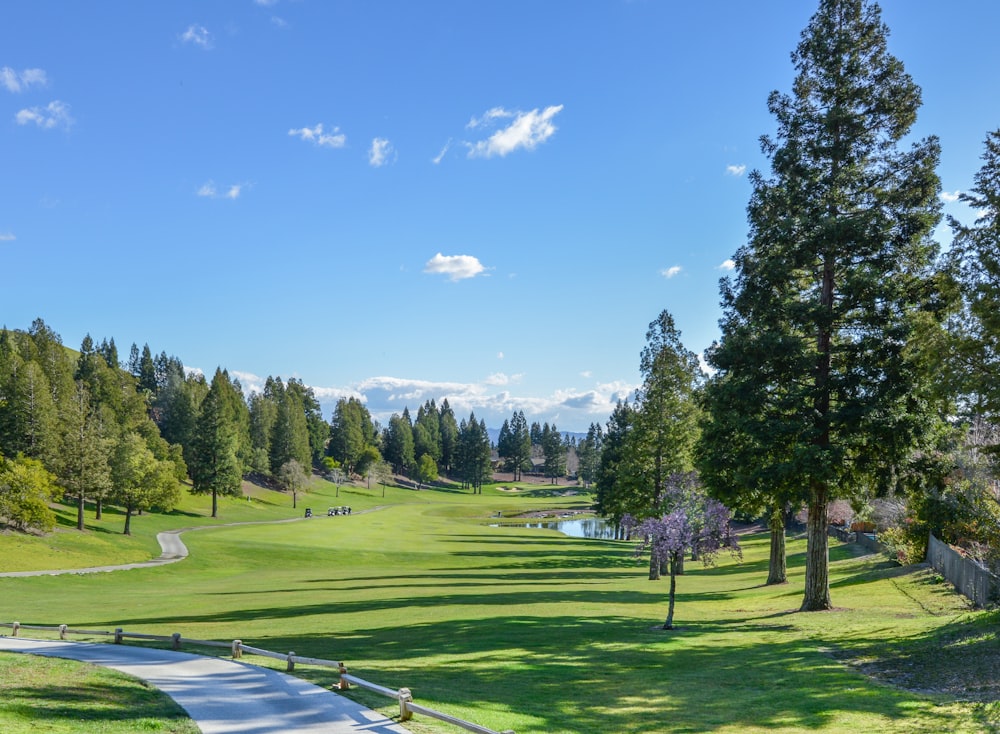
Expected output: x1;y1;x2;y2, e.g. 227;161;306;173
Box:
0;621;514;734
927;534;1000;608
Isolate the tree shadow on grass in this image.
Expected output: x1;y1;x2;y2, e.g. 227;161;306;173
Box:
244;614;971;734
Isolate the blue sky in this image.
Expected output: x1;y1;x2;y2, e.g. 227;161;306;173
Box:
2;1;999;432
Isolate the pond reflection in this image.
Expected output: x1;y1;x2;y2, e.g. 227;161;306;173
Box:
491;517;616;539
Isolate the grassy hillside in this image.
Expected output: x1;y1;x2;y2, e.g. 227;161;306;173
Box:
1;479;996;732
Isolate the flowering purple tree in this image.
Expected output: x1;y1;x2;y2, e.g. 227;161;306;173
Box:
627;474;741;629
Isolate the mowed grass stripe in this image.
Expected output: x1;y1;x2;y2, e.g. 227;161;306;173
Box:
2;484;996;733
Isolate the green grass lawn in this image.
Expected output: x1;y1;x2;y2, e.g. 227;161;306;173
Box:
0;652;198;733
1;478;997;733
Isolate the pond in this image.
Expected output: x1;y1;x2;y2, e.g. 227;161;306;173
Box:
491;516;617;539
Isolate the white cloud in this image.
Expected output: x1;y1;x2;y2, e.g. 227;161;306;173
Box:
369;137;395;167
467;107;514;129
0;232;15;241
660;265;682;279
197;180;245;199
432;139;452;165
718;259;736;271
15;100;73;129
484;372;510;386
466;104;563;159
1;67;47;93
940;190;962;203
726;164;747;177
288;123;346;148
580;370;592;378
497;352;504;360
270;16;288;28
181;24;213;49
424;253;487;282
254;0;279;5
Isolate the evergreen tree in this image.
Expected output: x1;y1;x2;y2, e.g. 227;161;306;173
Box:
702;0;943;611
457;413;492;493
383;413;415;475
541;423;567;484
576;422;604;489
498;410;531;481
56;380;112;530
327;397;373;475
438;399;459;475
946;129;1000;423
190;368;243;517
595;400;635;539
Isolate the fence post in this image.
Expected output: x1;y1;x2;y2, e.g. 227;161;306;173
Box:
11;622;19;637
337;662;350;690
232;640;242;659
398;688;413;721
171;633;181;651
286;652;296;672
114;628;123;644
59;624;68;640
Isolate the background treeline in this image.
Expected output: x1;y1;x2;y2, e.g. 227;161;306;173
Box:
0;321;588;532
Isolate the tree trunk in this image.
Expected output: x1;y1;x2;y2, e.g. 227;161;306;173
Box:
77;492;85;531
767;504;788;585
801;482;832;610
123;507;132;536
648;547;660;580
674;554;684;576
96;498;103;520
663;552;679;629
211;489;218;518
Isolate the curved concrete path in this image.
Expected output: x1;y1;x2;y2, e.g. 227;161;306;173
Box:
0;637;410;734
0;511;374;578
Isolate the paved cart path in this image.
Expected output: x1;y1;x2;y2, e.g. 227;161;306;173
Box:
0;637;410;734
0;507;387;578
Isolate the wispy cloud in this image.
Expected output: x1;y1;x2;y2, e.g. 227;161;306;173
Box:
424;253;487;282
0;232;15;242
432;139;452;165
497;352;504;360
718;259;736;271
254;0;279;5
1;67;47;93
726;164;746;176
369;137;395;167
181;24;213;48
288;123;346;148
15;100;73;129
197;180;245;199
465;104;564;159
270;16;288;28
941;190;962;203
467;107;513;129
660;265;682;279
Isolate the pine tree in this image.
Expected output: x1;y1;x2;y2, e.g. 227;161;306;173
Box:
191;368;243;517
702;0;942;611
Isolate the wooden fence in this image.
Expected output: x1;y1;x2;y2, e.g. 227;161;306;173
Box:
927;534;1000;608
0;621;514;734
